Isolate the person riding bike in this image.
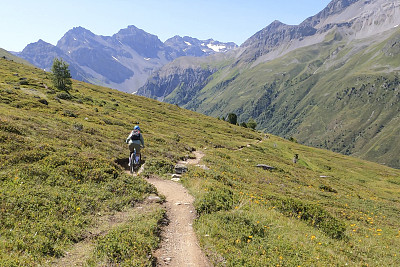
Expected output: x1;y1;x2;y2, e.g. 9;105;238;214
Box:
126;125;145;166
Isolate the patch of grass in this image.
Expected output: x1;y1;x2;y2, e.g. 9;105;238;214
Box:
88;207;165;266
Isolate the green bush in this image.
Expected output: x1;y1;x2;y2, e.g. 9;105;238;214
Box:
195;185;234;215
272;197;346;239
89;208;164;266
143;158;174;176
56;92;72;100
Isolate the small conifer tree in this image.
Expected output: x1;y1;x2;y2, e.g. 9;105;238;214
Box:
227;113;237;125
51;58;72;92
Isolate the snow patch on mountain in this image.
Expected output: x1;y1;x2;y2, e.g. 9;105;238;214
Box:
207;43;226;52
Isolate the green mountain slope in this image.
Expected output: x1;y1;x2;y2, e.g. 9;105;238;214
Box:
1;58;400;266
0;48;34;66
139;28;400;169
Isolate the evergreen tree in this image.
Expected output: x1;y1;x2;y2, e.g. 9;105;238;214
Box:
227;113;237;125
51;58;72;92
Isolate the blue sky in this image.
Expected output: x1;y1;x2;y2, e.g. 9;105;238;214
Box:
1;0;331;52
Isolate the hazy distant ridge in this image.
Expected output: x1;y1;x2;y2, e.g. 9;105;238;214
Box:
16;26;237;93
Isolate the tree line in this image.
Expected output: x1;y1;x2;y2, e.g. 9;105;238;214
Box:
220;113;257;130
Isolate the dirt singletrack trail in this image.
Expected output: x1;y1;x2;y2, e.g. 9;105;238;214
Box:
147;150;211;266
52;151;210;266
147;177;210;267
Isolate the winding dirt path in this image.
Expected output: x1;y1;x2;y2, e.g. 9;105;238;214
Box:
51;151;210;266
147;150;211;266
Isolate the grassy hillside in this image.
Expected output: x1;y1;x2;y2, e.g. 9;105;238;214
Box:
1;58;400;266
0;48;34;67
141;28;400;169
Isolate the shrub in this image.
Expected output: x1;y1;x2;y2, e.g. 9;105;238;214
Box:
319;184;338;193
143;158;174;176
38;99;48;105
0;121;23;135
56;92;72;100
247;118;257;130
62;110;77;117
195;185;234;215
271;197;346;239
89;209;164;266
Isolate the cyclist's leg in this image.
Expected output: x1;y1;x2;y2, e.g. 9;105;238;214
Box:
132;143;141;163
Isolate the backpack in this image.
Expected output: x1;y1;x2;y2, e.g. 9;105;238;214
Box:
130;130;141;141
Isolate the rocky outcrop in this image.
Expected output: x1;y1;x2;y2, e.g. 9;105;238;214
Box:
138;64;216;105
240;20;317;62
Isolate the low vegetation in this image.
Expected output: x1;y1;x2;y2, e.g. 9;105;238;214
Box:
1;57;399;266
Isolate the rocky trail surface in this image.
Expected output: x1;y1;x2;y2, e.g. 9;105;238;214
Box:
147;150;211;266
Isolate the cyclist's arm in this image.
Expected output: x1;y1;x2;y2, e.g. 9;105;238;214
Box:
140;134;145;148
126;131;132;143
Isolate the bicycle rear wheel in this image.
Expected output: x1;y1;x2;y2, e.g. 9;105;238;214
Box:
130;152;135;174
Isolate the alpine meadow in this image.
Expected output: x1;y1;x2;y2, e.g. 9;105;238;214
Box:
1;53;400;266
2;0;400;266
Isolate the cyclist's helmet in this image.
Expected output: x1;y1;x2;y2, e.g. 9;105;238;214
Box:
134;125;140;131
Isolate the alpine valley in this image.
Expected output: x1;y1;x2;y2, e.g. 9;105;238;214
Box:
138;0;400;169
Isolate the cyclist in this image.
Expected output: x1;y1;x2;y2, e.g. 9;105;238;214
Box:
126;125;145;166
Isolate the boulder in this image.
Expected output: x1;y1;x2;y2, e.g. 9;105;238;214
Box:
256;164;275;170
174;164;188;174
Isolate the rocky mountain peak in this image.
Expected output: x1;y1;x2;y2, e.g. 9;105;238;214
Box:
239;0;399;63
113;25;164;58
164;35;237;57
56;27;98;50
22;39;60;54
301;0;360;27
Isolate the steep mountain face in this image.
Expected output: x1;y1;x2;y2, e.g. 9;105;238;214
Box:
17;39;90;82
17;26;237;93
137;0;400;168
139;61;217;104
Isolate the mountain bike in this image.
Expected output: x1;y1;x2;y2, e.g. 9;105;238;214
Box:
129;149;141;174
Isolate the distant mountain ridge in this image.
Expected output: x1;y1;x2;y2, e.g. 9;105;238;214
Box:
16;26;237;93
137;0;400;169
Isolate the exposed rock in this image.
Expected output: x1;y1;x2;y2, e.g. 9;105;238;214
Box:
256;164;276;170
146;195;162;203
174;164;188;174
137;65;216;104
195;164;209;170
